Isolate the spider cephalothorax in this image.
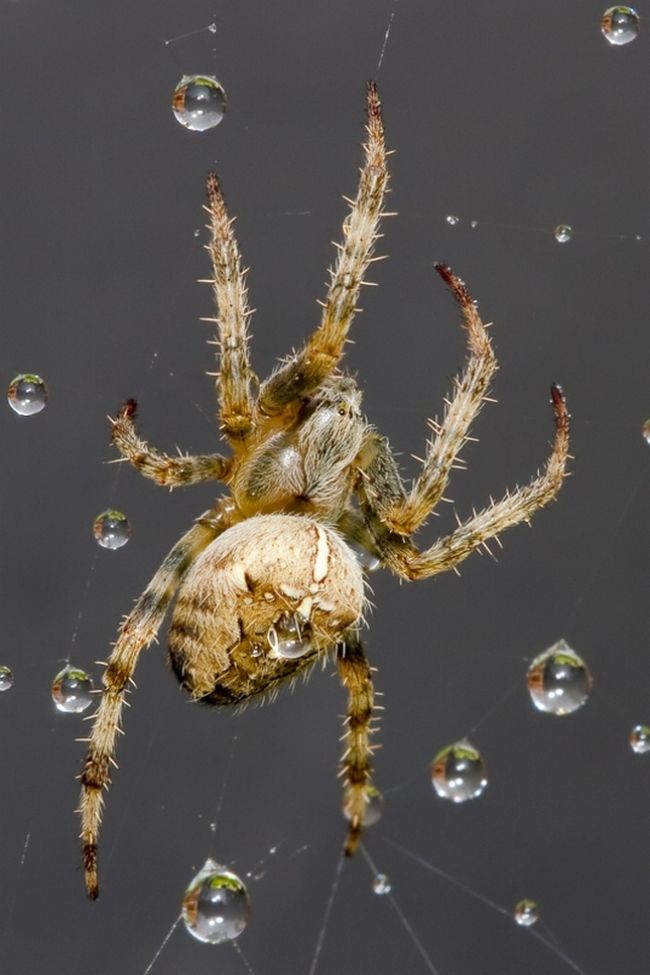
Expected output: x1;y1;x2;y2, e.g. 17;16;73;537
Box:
78;82;569;899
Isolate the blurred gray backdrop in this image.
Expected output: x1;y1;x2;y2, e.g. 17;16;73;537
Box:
0;2;648;973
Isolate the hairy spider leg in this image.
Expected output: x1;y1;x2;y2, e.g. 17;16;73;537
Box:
110;398;232;488
257;81;390;422
78;502;235;899
204;171;256;448
385;264;499;535
361;385;570;580
337;634;377;855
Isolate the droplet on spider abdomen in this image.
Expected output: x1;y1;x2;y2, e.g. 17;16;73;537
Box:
172;75;227;132
601;6;639;45
182;859;250;944
526;639;592;715
93;510;131;550
342;785;384;827
431;739;488;802
0;665;14;691
267;615;312;659
514;899;539;927
629;724;650;754
51;664;93;714
7;374;48;416
554;224;573;244
372;873;391;895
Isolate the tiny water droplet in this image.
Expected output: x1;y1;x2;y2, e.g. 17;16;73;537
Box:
554;224;573;244
208;22;217;34
173;76;227;132
267;615;312;659
372;873;391;895
641;418;650;444
470;219;479;229
193;228;200;238
527;639;592;715
93;510;131;550
7;374;48;416
601;6;639;45
629;724;650;754
431;739;488;802
0;665;14;691
52;664;93;714
182;858;250;944
445;214;460;226
514;898;539;926
343;785;384;827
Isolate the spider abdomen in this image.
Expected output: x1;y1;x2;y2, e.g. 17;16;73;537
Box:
168;514;365;705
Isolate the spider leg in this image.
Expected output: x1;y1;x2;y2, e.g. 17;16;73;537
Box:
204;173;256;448
110;399;232;487
385;265;498;535
78;501;235;899
337;633;377;856
364;385;570;580
257;82;389;421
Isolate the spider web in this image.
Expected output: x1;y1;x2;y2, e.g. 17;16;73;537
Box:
0;2;649;974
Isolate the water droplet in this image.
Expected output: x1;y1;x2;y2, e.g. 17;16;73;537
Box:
641;418;650;444
343;785;384;827
0;665;14;691
193;228;200;238
172;76;227;132
267;615;312;659
514;898;539;927
601;6;639;45
7;374;48;416
431;739;488;802
208;22;217;34
52;664;93;714
554;224;573;244
445;214;460;226
182;859;250;944
372;873;391;895
527;639;592;715
470;219;479;229
349;540;381;572
629;724;650;754
93;510;131;550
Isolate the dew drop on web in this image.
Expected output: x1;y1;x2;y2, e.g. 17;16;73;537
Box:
554;224;573;244
372;873;391;896
431;739;488;802
0;665;14;691
629;724;650;754
172;76;228;132
514;898;539;927
7;374;48;416
526;639;592;715
182;858;250;944
51;664;93;714
93;510;131;550
601;6;640;46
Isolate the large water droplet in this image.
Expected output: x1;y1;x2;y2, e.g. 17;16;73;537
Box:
514;898;539;926
372;873;391;895
7;374;48;416
267;615;312;659
182;859;250;944
601;6;639;45
173;76;227;132
629;724;650;754
554;224;573;244
52;664;93;714
431;739;488;802
0;665;14;691
526;639;592;715
93;510;131;550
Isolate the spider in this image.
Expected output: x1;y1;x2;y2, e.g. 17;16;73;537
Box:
78;81;569;899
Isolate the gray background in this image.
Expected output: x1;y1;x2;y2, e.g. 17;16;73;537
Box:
0;2;648;973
